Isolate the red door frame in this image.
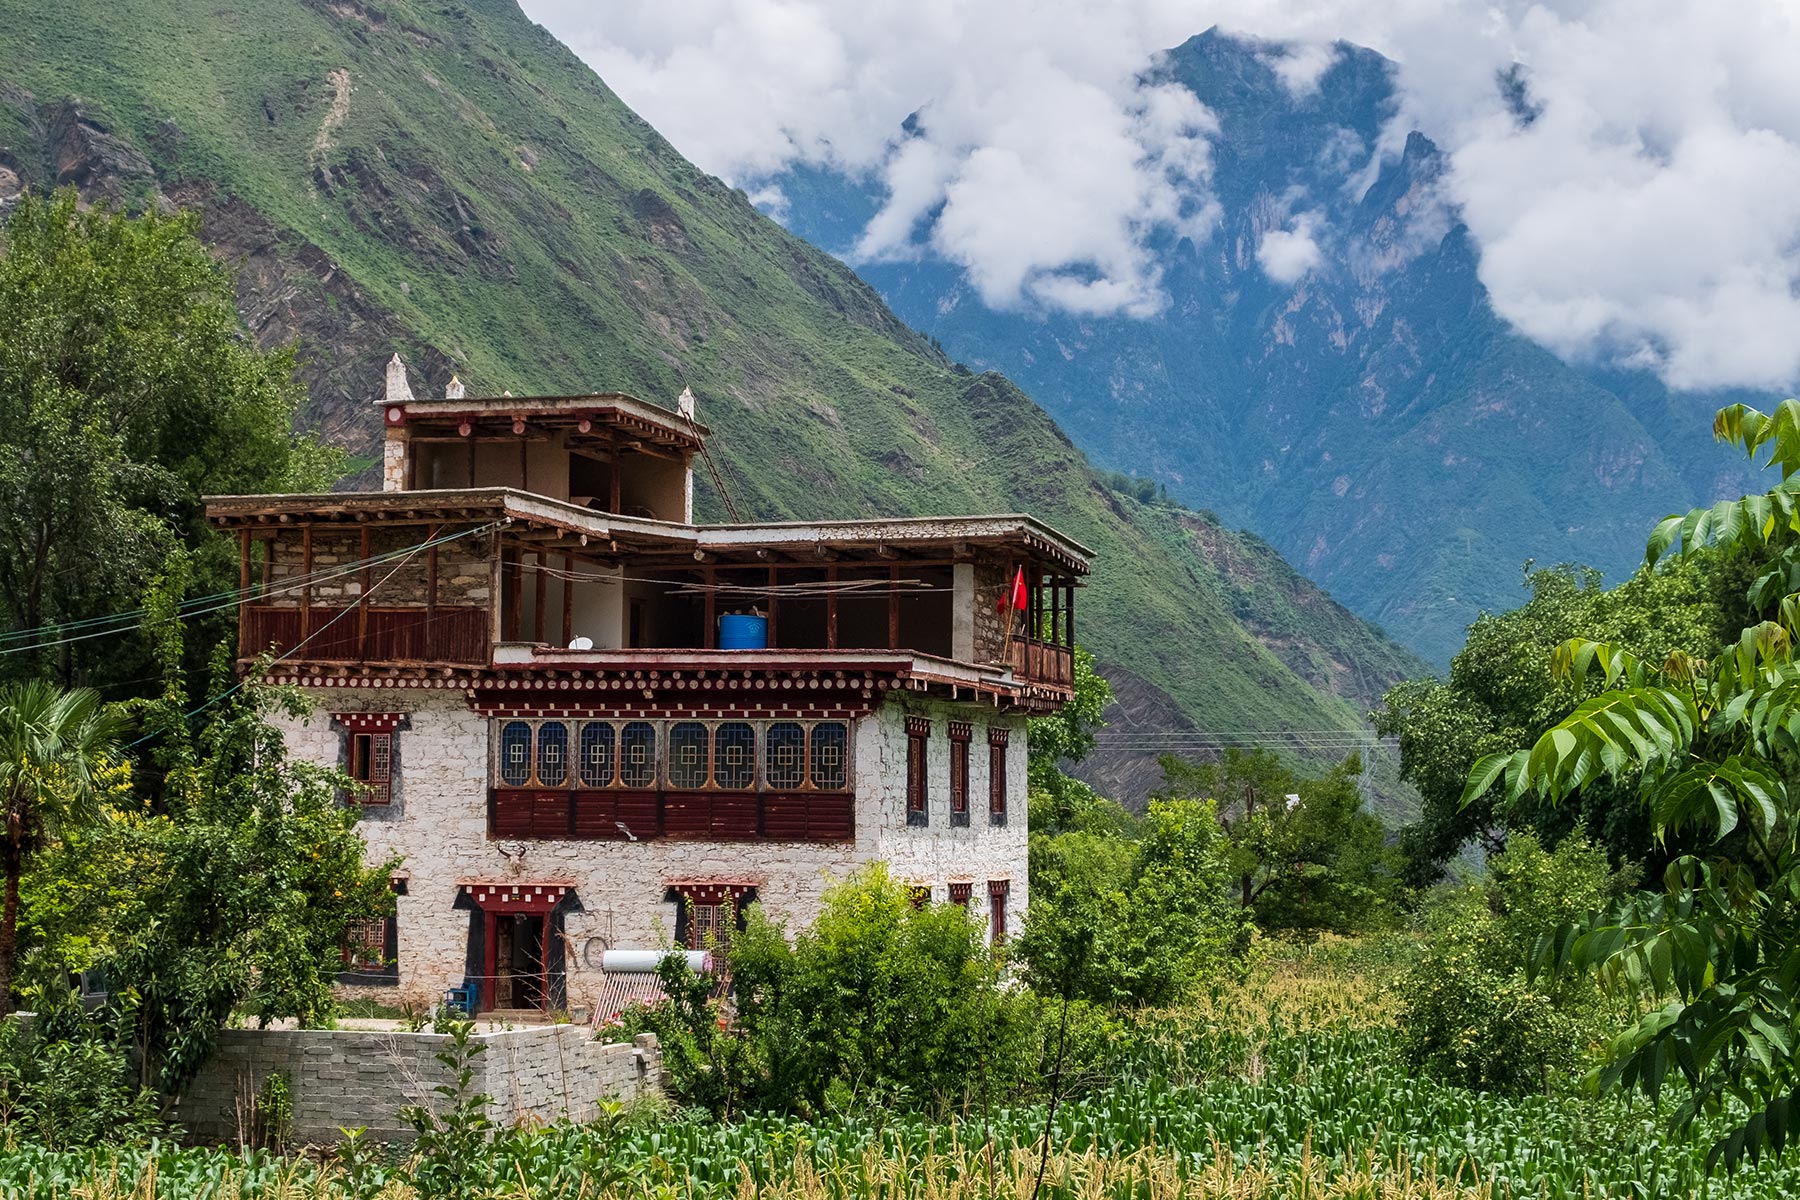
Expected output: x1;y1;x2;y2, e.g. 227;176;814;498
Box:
462;881;571;1013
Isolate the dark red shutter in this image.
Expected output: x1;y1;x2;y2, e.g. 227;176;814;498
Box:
988;727;1009;823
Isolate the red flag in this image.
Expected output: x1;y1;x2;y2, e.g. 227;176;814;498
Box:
1000;565;1028;614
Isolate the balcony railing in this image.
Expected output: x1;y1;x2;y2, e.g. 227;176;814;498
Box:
1008;636;1074;689
241;605;489;666
488;788;854;844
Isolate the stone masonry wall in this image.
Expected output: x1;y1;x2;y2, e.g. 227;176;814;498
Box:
263;524;494;609
275;686;1030;1009
173;1026;661;1145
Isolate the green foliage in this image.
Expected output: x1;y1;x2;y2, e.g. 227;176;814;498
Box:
1019;799;1249;1007
1376;557;1745;880
0;1001;162;1149
398;1021;497;1200
1154;749;1407;936
0;679;130;1012
0;189;341;692
18;564;396;1097
1462;398;1800;1170
1396;832;1632;1094
651;866;1030;1118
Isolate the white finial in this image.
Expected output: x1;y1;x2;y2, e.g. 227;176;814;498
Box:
385;353;415;405
676;386;696;420
502;390;513;398
446;374;465;400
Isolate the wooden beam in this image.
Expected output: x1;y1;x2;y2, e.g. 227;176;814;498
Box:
704;566;716;650
300;524;314;644
561;554;574;647
827;564;839;650
357;525;372;658
533;550;547;643
767;565;779;648
237;528;250;655
888;565;900;650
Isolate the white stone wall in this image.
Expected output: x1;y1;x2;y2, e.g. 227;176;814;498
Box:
274;686;1030;1010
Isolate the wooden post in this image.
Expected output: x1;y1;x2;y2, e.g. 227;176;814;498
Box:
533;550;547;643
540;915;553;1014
237;528;250;655
826;564;839;649
427;537;440;658
467;436;477;488
299;524;314;644
1066;582;1075;649
888;565;900;649
357;525;372;660
609;453;622;514
260;536;272;598
766;565;779;647
503;548;521;642
704;566;716;649
562;554;574;646
1050;574;1060;645
519;437;529;494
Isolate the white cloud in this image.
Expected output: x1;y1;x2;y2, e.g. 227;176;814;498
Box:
1258;214;1325;283
523;0;1800;391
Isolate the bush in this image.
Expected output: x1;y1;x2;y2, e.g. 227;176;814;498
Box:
1396;832;1633;1094
0;1007;161;1149
649;865;1034;1118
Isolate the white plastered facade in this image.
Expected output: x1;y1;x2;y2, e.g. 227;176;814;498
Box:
275;689;1028;1010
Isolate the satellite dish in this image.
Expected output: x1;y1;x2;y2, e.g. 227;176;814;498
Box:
568;636;594;650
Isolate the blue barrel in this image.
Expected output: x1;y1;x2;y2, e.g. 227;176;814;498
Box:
718;614;769;650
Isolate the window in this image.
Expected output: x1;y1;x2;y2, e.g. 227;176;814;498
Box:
536;721;569;787
688;900;733;951
949;722;971;827
620;722;657;788
579;722;616;787
500;721;532;786
811;722;848;790
342;917;390;970
989;880;1009;944
669;722;709;789
988;727;1009;826
348;732;393;805
766;722;805;789
906;716;930;827
715;723;756;789
948;881;972;908
909;885;931;910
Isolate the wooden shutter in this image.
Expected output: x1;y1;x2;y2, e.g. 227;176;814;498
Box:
906;716;929;826
949;722;970;825
988;727;1009;824
988;879;1009;944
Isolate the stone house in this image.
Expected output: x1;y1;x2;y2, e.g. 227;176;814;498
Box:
205;359;1091;1015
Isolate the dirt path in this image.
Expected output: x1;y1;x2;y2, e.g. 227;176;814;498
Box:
311;68;351;164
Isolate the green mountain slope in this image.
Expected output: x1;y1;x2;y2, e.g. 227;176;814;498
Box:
0;0;1426;805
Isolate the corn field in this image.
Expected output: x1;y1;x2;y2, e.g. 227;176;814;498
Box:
1;954;1791;1199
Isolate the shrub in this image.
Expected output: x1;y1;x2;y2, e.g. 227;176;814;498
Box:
1396;832;1632;1093
0;1006;161;1149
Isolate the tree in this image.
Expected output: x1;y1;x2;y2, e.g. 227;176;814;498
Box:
1153;748;1406;935
1376;556;1744;882
0;681;129;1013
1467;399;1800;1169
1025;645;1121;836
0;189;340;691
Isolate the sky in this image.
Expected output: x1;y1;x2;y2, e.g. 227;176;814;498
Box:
522;1;1800;393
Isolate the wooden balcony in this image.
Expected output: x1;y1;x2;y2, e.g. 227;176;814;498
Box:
241;605;489;666
487;788;854;843
1009;636;1074;690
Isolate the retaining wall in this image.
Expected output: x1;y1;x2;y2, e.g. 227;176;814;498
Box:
173;1025;661;1145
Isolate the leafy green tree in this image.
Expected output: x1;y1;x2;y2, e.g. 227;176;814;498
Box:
1154;748;1406;935
1467;399;1800;1168
0;189;340;691
20;558;395;1094
1397;831;1633;1094
1376;556;1744;881
0;680;129;1013
1019;798;1248;1007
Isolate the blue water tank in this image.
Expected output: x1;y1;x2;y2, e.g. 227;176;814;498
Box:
718;614;769;650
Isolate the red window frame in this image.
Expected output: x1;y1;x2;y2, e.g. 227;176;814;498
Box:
988;727;1009;824
906;716;930;825
341;916;390;969
948;722;971;825
988;879;1010;945
949;881;972;908
348;731;392;805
